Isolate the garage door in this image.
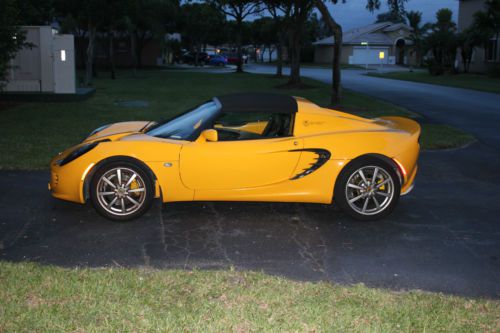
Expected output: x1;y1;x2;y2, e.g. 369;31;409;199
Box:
351;47;389;65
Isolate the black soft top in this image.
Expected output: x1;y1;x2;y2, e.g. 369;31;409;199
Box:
214;93;298;114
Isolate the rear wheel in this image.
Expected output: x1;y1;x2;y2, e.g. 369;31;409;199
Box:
335;157;401;221
90;162;154;221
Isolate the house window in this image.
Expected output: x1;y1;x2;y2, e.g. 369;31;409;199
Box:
485;39;498;61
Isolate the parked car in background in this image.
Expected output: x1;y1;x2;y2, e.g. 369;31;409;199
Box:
181;52;209;65
208;55;228;66
223;53;249;65
223;53;240;65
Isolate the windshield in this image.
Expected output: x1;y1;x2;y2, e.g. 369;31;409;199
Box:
146;101;221;140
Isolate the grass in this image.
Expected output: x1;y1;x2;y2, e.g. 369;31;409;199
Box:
0;70;473;169
420;124;476;150
368;71;500;94
0;262;498;332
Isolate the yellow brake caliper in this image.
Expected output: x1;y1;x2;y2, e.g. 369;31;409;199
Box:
129;179;140;197
377;177;385;191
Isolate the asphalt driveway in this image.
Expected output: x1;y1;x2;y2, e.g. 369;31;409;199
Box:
1;143;499;298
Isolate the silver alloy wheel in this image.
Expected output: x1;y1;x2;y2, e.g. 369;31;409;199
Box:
96;167;147;217
345;165;395;216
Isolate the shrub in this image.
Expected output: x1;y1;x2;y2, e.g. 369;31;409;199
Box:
487;63;500;78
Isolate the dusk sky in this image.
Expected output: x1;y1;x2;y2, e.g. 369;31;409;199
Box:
324;0;459;30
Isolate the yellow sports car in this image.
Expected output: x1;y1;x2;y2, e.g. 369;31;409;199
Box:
49;93;420;221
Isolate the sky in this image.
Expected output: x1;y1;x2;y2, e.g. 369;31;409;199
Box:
323;0;459;30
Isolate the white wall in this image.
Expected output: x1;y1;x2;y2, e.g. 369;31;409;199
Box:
4;26;76;94
53;34;76;93
39;26;55;92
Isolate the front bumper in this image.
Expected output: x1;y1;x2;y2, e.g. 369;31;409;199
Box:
48;159;95;204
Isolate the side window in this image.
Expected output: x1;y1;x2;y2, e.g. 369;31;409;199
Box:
213;112;293;141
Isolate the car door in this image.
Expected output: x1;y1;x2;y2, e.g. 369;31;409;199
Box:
179;136;303;190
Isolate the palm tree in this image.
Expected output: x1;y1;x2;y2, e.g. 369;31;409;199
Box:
472;0;500;63
405;11;431;67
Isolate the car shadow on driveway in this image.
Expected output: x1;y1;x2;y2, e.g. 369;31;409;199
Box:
1;143;499;298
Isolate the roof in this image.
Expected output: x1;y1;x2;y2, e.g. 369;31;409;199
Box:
314;22;412;46
349;32;393;45
214;93;298;114
383;22;412;32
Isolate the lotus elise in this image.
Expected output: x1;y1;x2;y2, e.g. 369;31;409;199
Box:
49;93;420;221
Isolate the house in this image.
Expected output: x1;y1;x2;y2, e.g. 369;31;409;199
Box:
457;0;499;72
313;22;415;66
3;26;76;94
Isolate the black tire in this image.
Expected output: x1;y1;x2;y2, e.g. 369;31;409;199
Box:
90;161;155;221
334;157;401;221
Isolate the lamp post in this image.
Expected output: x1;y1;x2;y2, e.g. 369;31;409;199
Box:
361;41;369;72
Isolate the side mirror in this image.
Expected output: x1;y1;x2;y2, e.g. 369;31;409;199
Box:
200;129;218;142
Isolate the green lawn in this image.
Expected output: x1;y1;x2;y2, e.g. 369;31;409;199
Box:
0;70;473;169
1;262;498;332
368;71;500;94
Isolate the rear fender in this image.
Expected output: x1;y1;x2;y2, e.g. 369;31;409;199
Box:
353;153;404;185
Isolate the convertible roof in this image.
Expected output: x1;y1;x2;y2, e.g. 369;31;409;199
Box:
214;93;298;114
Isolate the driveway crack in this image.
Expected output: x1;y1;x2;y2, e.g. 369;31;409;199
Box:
291;204;328;278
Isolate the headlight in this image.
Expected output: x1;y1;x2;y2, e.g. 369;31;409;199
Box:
88;124;110;137
58;139;109;166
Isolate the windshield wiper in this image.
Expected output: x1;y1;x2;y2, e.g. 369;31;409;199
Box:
140;121;156;132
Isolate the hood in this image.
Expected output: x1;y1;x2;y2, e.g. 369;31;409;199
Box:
85;121;155;142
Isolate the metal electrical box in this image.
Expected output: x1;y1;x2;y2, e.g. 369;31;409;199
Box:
4;26;76;94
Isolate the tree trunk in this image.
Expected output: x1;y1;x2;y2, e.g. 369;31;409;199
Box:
236;17;244;73
85;22;96;86
330;28;343;105
135;32;148;69
108;29;116;79
466;53;472;72
275;38;283;77
195;45;199;67
494;33;499;63
315;0;343;105
287;27;301;86
137;40;143;69
268;46;273;63
461;48;468;73
130;29;138;77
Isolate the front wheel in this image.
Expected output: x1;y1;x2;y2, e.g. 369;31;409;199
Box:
334;158;401;221
90;162;154;221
